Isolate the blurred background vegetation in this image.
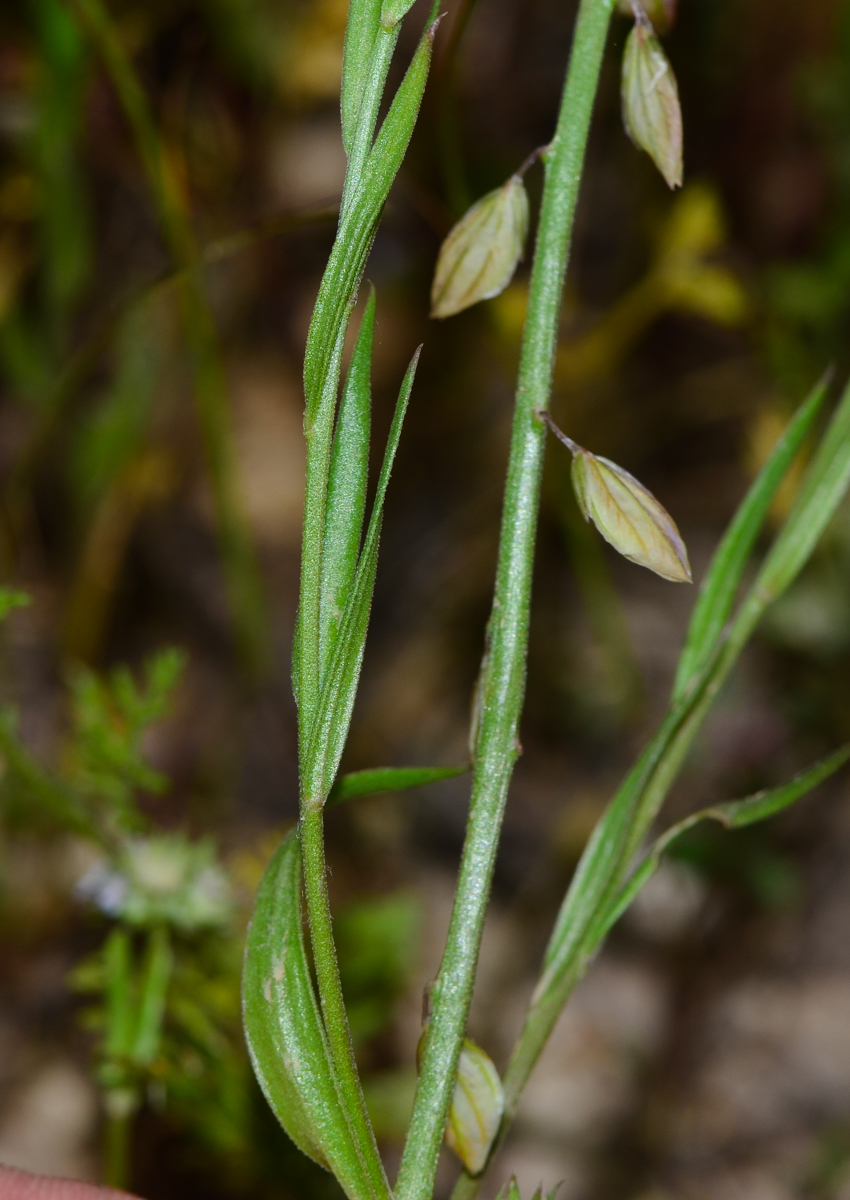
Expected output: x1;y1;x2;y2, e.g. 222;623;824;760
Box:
2;0;850;1197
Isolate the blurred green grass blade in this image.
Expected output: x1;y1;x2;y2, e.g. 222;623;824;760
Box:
328;762;469;806
752;374;850;604
131;926;173;1066
341;0;384;153
303;348;420;805
243;831;390;1200
320;293;375;679
304;21;435;423
596;742;850;943
0;589;31;621
673;372;830;702
0;706;105;844
104;927;134;1058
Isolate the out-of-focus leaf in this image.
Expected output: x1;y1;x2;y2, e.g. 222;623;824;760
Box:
302;348;421;805
0;588;31;621
319;292;374;677
752;374;850;603
445;1038;504;1176
431;178;529;319
597;743;850;939
0;706;104;843
336;892;421;1044
327;762;469;806
673;374;830;701
341;0;384;151
242;831;391;1199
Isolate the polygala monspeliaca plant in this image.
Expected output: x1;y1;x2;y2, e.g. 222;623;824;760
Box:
240;1;850;1199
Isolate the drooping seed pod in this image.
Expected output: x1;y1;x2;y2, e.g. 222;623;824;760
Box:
571;447;691;582
444;1038;504;1175
431;177;529;319
616;0;678;35
621;15;683;188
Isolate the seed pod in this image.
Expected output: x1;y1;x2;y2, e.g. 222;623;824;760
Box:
431;177;529;319
616;0;678;35
571;448;691;582
621;17;683;188
445;1038;504;1175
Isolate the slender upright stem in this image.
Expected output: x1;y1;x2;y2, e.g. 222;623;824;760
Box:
394;4;615;1199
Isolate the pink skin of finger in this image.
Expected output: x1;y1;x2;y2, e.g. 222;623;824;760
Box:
0;1166;139;1200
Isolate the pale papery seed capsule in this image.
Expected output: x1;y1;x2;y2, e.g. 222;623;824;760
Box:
621;17;683;189
444;1038;504;1175
430;176;529;319
571;447;691;583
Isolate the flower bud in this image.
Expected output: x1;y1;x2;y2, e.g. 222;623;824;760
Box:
445;1038;504;1175
431;177;529;319
621;17;683;189
571;448;691;582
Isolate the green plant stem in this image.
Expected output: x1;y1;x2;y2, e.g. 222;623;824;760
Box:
299;806;388;1196
71;0;267;676
395;4;615;1199
104;1108;131;1190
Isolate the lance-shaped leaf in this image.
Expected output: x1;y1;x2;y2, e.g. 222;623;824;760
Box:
341;0;383;153
431;177;529;319
621;17;682;188
445;1038;504;1176
504;375;850;1128
327;762;469;807
305;21;436;425
243;831;390;1199
597;743;850;941
570;447;691;582
673;374;829;702
303;348;421;805
319;293;375;677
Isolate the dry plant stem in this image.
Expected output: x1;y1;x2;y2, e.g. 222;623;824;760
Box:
396;3;615;1199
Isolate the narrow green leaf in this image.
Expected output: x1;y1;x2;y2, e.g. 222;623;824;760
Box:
243;831;389;1199
303;349;421;805
673;373;830;701
342;0;384;153
320;293;375;678
754;374;850;603
304;22;435;426
131;926;172;1066
327;762;469;807
596;742;850;942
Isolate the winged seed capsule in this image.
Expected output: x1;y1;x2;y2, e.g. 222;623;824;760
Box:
431;176;529;319
621;14;683;188
444;1037;504;1175
540;412;690;582
571;448;691;582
